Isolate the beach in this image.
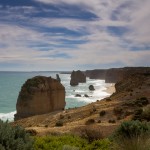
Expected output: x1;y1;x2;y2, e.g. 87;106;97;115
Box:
105;83;116;94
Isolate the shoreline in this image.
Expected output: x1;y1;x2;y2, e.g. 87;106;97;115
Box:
104;83;116;95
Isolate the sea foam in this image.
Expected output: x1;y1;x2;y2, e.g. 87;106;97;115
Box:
0;111;16;122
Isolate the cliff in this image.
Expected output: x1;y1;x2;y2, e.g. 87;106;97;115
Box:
86;69;106;79
85;67;150;83
14;76;65;120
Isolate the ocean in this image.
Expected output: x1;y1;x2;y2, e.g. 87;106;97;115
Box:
0;71;111;122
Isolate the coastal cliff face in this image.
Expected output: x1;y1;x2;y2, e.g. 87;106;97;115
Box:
15;76;65;120
86;67;150;83
70;70;86;86
86;69;106;79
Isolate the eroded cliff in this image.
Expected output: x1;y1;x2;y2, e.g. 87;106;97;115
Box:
15;76;65;120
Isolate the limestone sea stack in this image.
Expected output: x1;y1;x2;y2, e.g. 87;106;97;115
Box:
56;74;61;82
70;70;86;86
14;76;65;121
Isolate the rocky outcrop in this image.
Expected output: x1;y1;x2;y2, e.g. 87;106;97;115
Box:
70;70;86;86
89;85;95;91
85;67;150;83
56;74;61;82
15;76;65;120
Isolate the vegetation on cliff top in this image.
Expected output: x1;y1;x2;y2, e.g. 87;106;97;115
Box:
1;120;150;150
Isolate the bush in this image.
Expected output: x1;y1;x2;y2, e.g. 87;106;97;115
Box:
112;120;150;139
111;121;150;150
86;139;111;150
113;106;123;115
136;97;149;106
62;145;79;150
76;126;103;142
123;97;149;107
55;120;63;127
99;110;106;116
108;119;116;123
142;105;150;121
133;105;150;121
34;135;87;150
60;114;65;119
85;119;95;125
0;120;34;150
132;108;143;121
34;134;111;150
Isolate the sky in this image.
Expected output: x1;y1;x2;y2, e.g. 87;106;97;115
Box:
0;0;150;71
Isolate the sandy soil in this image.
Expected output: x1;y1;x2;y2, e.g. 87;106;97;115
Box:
104;83;116;94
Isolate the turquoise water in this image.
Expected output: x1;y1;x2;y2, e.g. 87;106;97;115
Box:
0;71;111;121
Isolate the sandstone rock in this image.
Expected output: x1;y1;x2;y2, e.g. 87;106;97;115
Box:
89;85;95;91
56;74;61;82
84;94;89;97
15;76;65;120
70;70;86;86
75;94;81;97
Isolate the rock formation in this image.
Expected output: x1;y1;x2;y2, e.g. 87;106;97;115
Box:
56;74;61;82
70;70;86;86
75;94;81;97
15;76;65;120
89;85;95;91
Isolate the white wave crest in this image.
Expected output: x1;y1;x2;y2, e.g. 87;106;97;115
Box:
0;111;16;122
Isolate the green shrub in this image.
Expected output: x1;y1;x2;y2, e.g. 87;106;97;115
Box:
112;120;150;139
86;139;111;150
133;105;150;121
142;105;150;121
62;145;79;150
34;135;87;150
0;120;34;150
111;121;150;150
34;134;111;150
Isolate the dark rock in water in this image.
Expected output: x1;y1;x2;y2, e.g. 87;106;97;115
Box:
84;94;89;97
70;70;86;86
56;74;61;82
14;76;65;121
75;94;82;97
89;85;95;91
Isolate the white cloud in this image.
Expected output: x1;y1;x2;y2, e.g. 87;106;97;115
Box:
0;0;149;70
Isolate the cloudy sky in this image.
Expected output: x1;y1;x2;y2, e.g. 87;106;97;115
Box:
0;0;150;71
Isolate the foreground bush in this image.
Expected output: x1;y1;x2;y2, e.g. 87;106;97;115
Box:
0;120;34;150
34;135;87;150
111;120;150;150
34;135;111;150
